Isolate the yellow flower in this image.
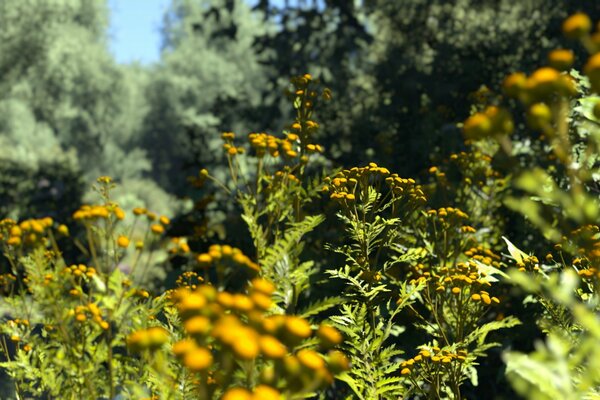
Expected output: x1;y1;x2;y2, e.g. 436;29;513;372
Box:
527;103;552;130
562;13;592;39
150;224;164;234
317;325;343;348
133;207;146;216
222;388;252;400
297;349;325;370
184;316;211;337
462;113;492;140
117;235;130;248
502;72;526;97
259;335;287;359
252;385;280;400
251;278;275;295
114;207;125;220
285;316;312;341
183;347;213;371
172;339;196;359
197;253;213;266
232;333;260;360
548;49;574;71
7;236;21;246
57;224;69;236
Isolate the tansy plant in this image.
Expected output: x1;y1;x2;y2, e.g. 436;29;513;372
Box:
322;163;519;399
0;177;174;399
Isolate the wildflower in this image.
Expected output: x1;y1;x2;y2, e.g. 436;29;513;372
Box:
527;103;552;130
548;49;574;71
298;349;326;371
503;72;527;97
463;113;492;140
172;339;196;359
562;13;592;39
150;224;164;234
232;333;260;359
57;224;69;236
222;388;252;400
117;235;130;248
251;278;275;295
184;316;211;336
285;316;312;342
253;385;280;400
183;347;213;371
317;325;343;348
259;335;287;359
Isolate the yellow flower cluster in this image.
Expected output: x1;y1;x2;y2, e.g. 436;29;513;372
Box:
462;106;514;141
196;244;260;272
464;246;501;267
73;203;125;221
248;132;281;157
247;131;323;160
223;132;246;156
62;264;96;280
426;207;469;229
169;237;191;255
515;255;540;273
68;303;110;330
171;279;348;392
127;326;169;353
323;163;426;206
400;347;468;375
0;217;54;247
175;271;203;290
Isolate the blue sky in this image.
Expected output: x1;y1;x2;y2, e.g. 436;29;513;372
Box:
108;0;170;64
108;0;274;64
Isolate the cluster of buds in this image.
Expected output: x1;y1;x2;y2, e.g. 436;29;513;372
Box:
170;279;348;396
0;217;54;247
464;245;502;267
175;271;203;291
68;303;110;330
323;163;426;209
196;244;260;272
514;254;540;273
425;207;471;245
73;203;125;222
400;347;469;376
222;132;245;156
248;132;280;158
62;264;97;280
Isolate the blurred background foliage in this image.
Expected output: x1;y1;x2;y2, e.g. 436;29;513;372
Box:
2;0;599;218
